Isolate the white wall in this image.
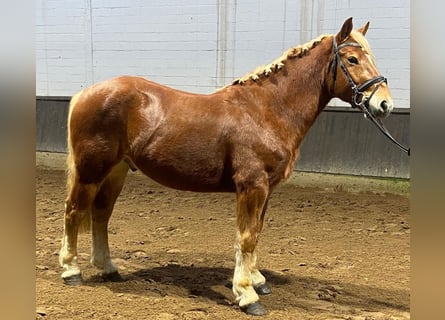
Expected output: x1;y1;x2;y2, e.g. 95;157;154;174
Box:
36;0;410;107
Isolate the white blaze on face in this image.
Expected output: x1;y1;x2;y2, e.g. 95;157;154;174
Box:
350;30;394;118
363;52;394;117
368;87;394;118
363;67;393;118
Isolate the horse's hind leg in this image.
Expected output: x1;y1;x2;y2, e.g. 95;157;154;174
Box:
90;161;128;281
59;179;99;285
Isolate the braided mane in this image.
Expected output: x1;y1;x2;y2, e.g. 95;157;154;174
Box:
231;34;329;85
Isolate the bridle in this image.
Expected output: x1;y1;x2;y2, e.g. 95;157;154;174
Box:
331;37;387;111
331;37;410;156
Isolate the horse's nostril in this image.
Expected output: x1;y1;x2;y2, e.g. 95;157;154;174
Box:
381;101;388;111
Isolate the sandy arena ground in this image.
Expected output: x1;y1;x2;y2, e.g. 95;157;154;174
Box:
36;152;409;319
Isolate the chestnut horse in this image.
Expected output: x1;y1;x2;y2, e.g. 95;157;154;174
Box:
59;18;393;315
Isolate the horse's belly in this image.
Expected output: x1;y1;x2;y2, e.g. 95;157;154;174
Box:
132;153;234;192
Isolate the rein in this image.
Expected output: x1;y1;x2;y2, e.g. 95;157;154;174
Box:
331;37;410;156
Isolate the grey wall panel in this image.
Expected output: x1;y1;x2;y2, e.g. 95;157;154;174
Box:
35;97;409;178
36;97;69;153
296;108;409;178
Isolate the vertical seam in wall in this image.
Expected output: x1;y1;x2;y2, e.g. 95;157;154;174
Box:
231;0;237;80
317;0;325;36
215;0;220;87
300;0;311;43
41;0;50;95
89;0;94;84
310;0;315;38
84;0;94;87
282;0;287;51
216;0;228;88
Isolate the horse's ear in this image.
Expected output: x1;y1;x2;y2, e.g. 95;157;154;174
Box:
358;21;370;36
336;17;353;43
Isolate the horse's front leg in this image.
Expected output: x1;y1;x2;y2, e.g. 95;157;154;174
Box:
233;172;270;316
251;197;272;296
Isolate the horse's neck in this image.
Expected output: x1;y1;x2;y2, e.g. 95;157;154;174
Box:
235;39;333;147
285;40;332;111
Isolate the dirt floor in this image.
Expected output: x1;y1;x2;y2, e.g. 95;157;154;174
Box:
36;152;410;320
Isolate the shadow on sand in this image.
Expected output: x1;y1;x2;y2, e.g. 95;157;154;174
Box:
84;263;409;314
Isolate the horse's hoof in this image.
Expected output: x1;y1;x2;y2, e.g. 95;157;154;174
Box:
255;283;272;295
102;271;124;282
63;273;83;286
242;301;268;316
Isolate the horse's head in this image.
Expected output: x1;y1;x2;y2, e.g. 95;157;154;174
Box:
331;17;393;118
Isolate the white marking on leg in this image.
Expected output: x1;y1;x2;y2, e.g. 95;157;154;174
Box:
232;237;260;307
91;222;117;275
59;234;81;278
250;251;266;288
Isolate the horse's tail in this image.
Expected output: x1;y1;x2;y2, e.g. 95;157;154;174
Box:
66;92;79;193
65;90;91;233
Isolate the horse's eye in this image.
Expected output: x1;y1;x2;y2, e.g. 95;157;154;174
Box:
347;56;358;65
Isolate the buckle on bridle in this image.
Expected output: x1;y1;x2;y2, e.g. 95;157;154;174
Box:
353;75;387;110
